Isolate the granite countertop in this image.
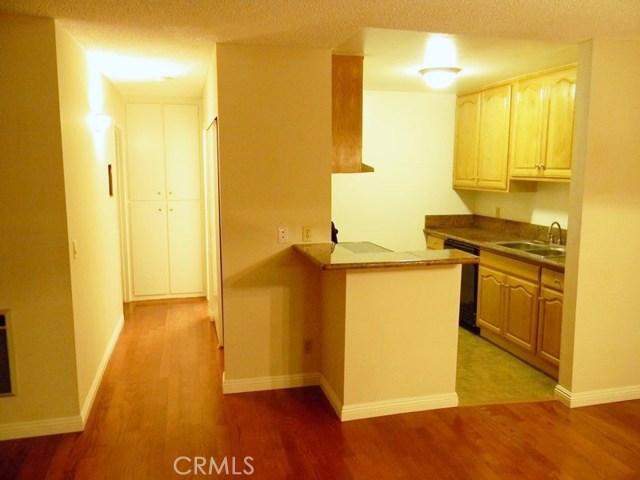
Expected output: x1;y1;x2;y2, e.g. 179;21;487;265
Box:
424;215;566;271
294;241;478;271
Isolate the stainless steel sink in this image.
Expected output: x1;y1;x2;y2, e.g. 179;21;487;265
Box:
492;240;566;258
492;240;547;251
525;247;566;258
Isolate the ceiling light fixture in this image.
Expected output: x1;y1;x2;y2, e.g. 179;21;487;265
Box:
419;67;462;89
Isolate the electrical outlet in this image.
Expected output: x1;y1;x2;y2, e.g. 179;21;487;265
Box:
302;226;312;242
278;226;288;243
303;339;313;354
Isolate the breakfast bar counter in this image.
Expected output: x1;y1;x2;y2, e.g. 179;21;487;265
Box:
293;241;477;270
294;241;477;422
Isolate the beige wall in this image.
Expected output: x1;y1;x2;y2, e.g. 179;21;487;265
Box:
202;46;218;128
342;266;460;404
216;45;331;383
560;38;640;404
0;15;126;440
0;15;79;431
474;183;570;228
332;91;471;251
319;266;461;420
55;25;125;420
332;90;571;251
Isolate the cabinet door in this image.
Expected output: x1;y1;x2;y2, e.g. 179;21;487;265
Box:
477;84;511;190
164;104;201;200
167;201;204;294
453;93;480;188
503;276;539;352
543;68;576;178
130;201;170;296
510;76;546;177
477;265;505;334
538;287;563;366
126;104;166;200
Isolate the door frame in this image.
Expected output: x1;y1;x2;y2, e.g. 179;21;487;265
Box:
204;118;224;347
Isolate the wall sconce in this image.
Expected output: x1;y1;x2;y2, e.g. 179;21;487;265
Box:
87;112;112;133
419;67;462;89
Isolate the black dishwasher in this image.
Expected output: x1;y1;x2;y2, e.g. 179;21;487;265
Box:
444;238;480;334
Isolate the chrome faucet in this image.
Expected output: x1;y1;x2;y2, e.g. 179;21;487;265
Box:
547;221;563;245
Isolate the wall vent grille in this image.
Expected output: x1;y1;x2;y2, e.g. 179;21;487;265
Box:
0;312;13;395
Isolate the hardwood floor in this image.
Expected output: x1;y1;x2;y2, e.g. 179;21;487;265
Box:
1;298;639;479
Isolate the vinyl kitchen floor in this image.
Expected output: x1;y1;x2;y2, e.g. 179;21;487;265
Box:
456;328;557;406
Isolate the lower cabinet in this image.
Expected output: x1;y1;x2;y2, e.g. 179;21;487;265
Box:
537;269;564;367
426;235;445;250
477;251;563;378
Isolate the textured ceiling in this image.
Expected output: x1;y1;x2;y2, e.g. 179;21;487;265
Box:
1;0;639;96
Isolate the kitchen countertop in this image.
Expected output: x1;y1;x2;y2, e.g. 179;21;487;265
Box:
424;215;566;271
294;241;478;271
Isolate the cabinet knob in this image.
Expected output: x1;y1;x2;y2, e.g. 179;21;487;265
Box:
158;208;162;212
157;191;162;195
554;279;560;284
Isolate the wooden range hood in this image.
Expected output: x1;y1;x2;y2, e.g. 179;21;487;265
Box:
332;55;374;173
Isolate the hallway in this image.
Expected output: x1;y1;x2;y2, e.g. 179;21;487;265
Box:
1;298;639;479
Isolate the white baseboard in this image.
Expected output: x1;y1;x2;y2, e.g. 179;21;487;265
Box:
222;372;321;394
0;313;125;441
554;384;640;408
339;393;459;422
80;313;125;424
224;372;458;421
319;375;458;421
0;415;84;441
318;375;343;418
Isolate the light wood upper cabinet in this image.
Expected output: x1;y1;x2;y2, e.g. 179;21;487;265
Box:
453;93;480;188
509;76;546;177
510;66;576;180
478;85;511;190
453;85;511;191
544;69;577;177
332;55;368;173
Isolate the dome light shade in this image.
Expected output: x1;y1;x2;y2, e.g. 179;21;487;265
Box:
419;67;461;89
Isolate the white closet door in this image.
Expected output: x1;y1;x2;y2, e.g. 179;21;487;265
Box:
130;201;170;296
164;104;200;200
126;104;166;200
167;201;203;294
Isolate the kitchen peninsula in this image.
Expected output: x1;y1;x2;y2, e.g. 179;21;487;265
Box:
294;242;477;421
